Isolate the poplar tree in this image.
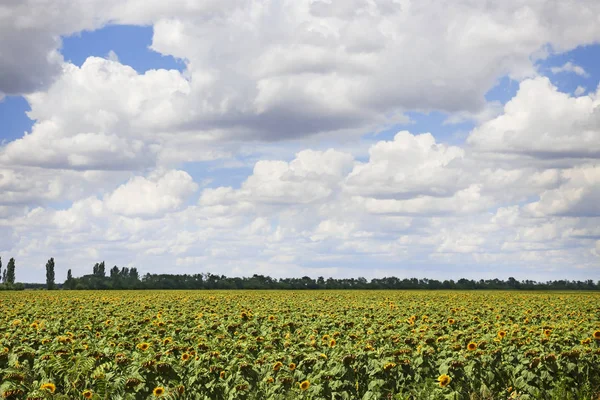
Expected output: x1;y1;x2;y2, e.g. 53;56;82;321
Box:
46;258;55;290
6;258;15;284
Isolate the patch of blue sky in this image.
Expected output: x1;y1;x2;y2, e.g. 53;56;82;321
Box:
1;25;184;144
0;95;32;142
538;43;600;95
61;25;184;73
362;110;475;146
182;161;252;191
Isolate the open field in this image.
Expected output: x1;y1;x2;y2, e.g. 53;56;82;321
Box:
1;290;599;399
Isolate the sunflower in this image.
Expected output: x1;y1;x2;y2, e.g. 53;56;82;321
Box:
467;342;477;351
593;330;600;340
273;361;283;371
40;383;56;393
153;387;165;397
544;329;552;337
330;339;336;347
266;376;274;383
82;389;93;398
438;374;451;387
300;380;310;391
163;338;172;345
289;362;296;371
383;362;396;371
268;315;275;321
220;371;226;379
181;353;190;361
137;342;150;351
448;318;455;325
498;330;507;339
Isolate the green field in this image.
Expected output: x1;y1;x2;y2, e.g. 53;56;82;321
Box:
1;290;599;399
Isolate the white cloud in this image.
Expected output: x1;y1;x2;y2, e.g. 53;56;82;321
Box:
344;131;465;199
2;0;600;282
550;61;589;77
105;169;198;217
468;77;600;159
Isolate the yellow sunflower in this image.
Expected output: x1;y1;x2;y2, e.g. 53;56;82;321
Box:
438;374;451;387
40;383;56;393
220;370;226;379
448;318;455;325
467;342;477;351
289;362;296;371
153;387;165;397
383;362;396;371
137;342;150;351
82;389;93;398
329;339;336;347
273;361;283;371
300;380;310;391
181;353;190;361
498;330;507;339
593;330;600;340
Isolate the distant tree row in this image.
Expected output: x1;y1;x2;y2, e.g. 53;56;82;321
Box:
60;263;600;291
2;256;599;291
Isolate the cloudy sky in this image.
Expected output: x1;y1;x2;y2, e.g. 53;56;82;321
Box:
1;0;599;283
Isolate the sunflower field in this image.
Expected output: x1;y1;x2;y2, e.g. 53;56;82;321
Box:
1;290;599;400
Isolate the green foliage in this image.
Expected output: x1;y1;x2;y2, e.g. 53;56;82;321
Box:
0;291;599;399
45;258;55;290
6;257;16;285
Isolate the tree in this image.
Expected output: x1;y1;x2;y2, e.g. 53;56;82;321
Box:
6;258;16;285
0;256;2;284
45;258;56;290
92;261;106;277
65;269;73;289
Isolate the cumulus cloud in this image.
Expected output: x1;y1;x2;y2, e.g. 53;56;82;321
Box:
468;77;600;159
2;0;600;281
344;131;465;199
550;61;589;77
105;170;198;217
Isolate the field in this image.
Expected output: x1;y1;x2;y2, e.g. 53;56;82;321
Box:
1;291;599;400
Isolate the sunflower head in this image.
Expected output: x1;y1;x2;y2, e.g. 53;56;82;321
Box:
82;389;93;398
289;362;296;371
498;330;507;338
544;329;552;337
300;380;310;391
152;387;165;397
181;352;190;361
593;330;600;340
40;383;56;393
467;342;477;351
273;361;283;371
438;374;451;387
448;318;455;325
383;362;396;371
137;342;150;351
220;370;226;379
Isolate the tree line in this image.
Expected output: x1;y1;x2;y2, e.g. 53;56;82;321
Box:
2;256;600;291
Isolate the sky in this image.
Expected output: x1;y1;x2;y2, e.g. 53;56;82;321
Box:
1;0;599;283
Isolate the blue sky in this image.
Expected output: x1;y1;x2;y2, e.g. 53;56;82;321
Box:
1;1;599;282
